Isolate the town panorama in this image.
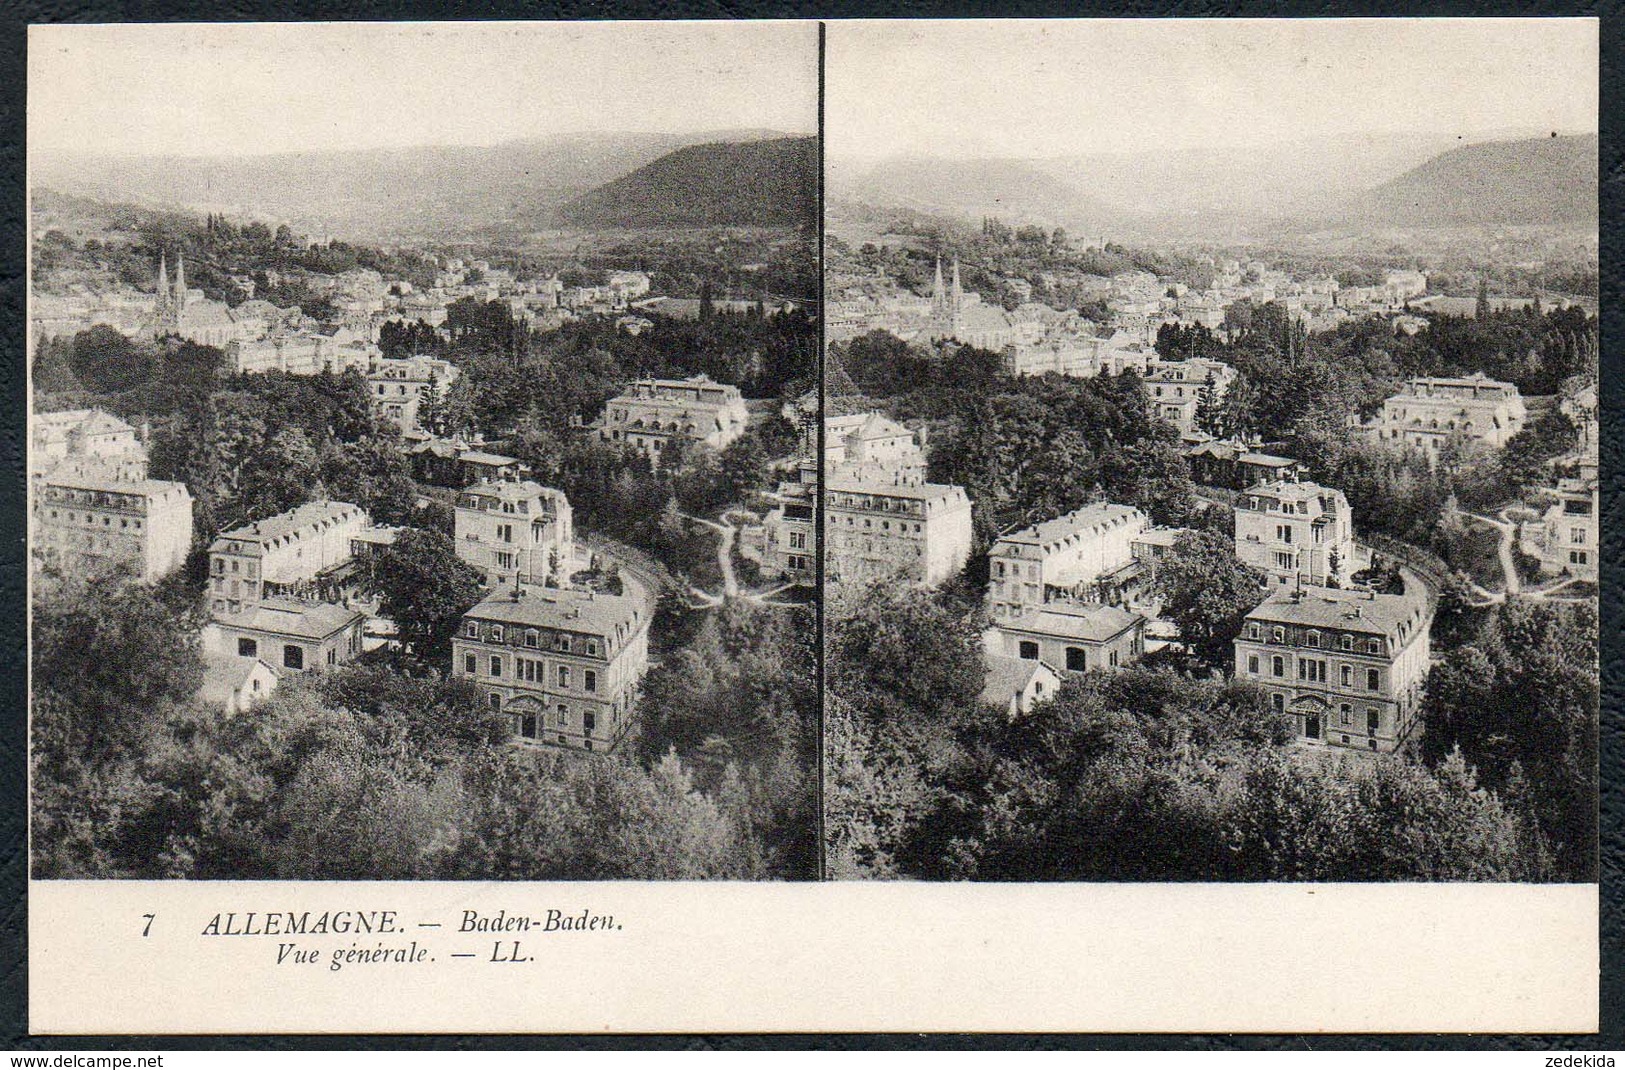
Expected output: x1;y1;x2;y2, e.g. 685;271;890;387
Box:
821;19;1599;883
28;23;822;881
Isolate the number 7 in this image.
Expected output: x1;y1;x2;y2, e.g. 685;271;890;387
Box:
141;914;154;937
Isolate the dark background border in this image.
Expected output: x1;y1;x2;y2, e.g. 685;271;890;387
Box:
1;2;1618;1051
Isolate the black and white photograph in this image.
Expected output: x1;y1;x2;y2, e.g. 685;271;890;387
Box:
14;13;1609;1041
27;21;821;883
822;18;1601;883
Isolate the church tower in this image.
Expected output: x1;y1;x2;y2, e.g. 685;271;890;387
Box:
931;257;946;316
156;254;171;321
154;251;186;334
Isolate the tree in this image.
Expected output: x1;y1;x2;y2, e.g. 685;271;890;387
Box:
1194;372;1224;437
370;528;486;664
69;325;157;393
1422;598;1597;879
32;578;205;765
239;426;322;519
1149;529;1267;669
32;336;82;393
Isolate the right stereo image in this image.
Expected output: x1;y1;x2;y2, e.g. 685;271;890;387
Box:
820;18;1600;884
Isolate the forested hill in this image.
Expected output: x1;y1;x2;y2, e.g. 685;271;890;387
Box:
559;136;817;229
1321;133;1597;230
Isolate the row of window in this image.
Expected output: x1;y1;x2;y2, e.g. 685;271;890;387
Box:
464;652;598;692
44;509;144;530
1245;622;1385;655
1247;653;1382;691
463;621;600;657
41;488;146;510
831;515;926;533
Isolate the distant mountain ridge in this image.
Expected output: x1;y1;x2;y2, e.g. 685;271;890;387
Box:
832;132;1598;242
1314;133;1598;230
559;136;817;229
832;155;1125;233
30;129;802;242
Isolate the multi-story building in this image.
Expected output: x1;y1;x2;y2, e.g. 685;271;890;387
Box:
32;463;194;583
989;603;1147;675
207;501;371;613
824;474;973;588
1382;269;1429;304
224;331;375;377
595;375;750;466
206;597;367;674
825;412;925;480
1234;583;1433;753
452;585;651;753
987;503;1150;623
1142;357;1236;436
1530;476;1599;582
1004;334;1105;379
1370;374;1527;460
761;456;817;585
32;409;144;471
366;354;460;434
1234;480;1356;589
454;479;575;590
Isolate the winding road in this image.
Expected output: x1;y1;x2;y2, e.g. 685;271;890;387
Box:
676;510;803;610
1447;505;1589;606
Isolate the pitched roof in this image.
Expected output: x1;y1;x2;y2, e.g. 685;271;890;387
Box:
458;450;520;466
997;502;1146;550
210;500;366;553
1239;479;1348;507
460;479;565;505
198;651;278;706
71;411;137;437
825;476;969;503
828;412;911;441
465;585;645;639
213;598;365;640
998;604;1145;643
1244;584;1431;643
980;653;1054;708
37;464;191;500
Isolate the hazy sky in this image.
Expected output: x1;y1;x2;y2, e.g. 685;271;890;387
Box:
30;21;818;159
828;18;1598;160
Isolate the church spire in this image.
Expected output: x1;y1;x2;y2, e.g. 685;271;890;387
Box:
933;257;944;304
174;252;186;303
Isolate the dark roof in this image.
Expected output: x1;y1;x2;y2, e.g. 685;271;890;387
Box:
213;598;365;640
466;586;644;639
1244;585;1431;643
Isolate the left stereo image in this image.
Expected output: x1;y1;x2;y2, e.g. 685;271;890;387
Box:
26;20;823;882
